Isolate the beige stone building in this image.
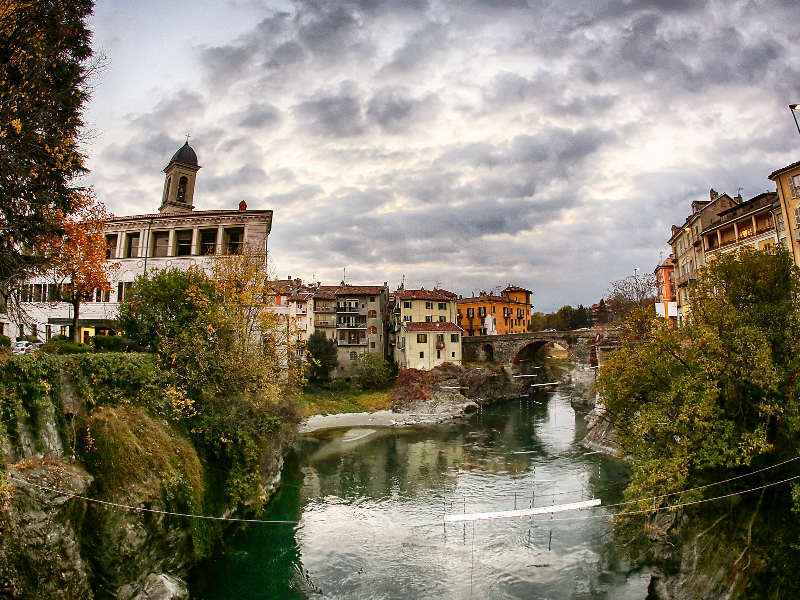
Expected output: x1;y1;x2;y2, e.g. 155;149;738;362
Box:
667;189;737;326
1;142;273;342
396;321;463;370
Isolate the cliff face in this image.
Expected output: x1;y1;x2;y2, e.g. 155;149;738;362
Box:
0;361;287;600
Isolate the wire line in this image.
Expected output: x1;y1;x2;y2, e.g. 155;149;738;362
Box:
7;473;298;524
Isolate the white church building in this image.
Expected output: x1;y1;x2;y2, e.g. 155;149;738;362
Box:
1;142;273;343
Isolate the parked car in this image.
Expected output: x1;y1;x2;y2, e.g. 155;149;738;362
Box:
11;340;31;355
25;342;42;354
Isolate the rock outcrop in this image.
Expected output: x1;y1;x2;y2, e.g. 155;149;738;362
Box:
390;363;522;417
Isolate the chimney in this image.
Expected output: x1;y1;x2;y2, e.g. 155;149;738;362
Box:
238;199;247;211
709;188;718;201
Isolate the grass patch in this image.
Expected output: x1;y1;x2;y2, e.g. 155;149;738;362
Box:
298;387;391;418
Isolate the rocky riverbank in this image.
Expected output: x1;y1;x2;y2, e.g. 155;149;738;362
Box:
0;355;289;600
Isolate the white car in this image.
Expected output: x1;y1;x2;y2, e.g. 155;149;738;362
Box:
11;340;31;355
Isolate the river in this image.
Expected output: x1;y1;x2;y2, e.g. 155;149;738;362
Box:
192;389;650;599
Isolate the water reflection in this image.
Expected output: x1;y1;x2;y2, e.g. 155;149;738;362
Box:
194;391;648;599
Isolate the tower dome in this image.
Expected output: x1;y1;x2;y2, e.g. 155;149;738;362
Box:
166;141;198;168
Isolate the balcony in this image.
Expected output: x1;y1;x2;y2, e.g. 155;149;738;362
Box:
315;307;336;314
315;320;335;328
336;303;360;313
756;224;775;235
337;339;368;346
337;321;367;329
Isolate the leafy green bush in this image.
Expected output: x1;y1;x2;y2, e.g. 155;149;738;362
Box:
89;335;141;353
0;354;62;451
40;338;91;354
64;353;171;415
0;334;10;348
354;353;393;390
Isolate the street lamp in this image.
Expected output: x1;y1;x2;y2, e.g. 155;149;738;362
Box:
790;104;800;137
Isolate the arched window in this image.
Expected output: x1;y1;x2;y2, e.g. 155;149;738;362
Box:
369;325;377;334
368;309;377;318
177;176;188;202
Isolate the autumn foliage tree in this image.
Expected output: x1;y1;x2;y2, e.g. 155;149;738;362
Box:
0;0;94;293
40;189;117;341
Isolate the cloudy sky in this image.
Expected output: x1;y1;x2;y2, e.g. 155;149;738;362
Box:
83;0;800;311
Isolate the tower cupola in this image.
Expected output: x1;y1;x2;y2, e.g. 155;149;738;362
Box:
159;140;200;213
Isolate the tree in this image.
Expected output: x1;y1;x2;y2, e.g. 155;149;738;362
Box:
117;257;302;506
354;353;393;389
116;267;216;353
555;305;574;330
597;248;800;508
305;331;338;382
40;190;117;342
0;0;94;292
605;271;657;321
530;311;547;331
572;304;591;328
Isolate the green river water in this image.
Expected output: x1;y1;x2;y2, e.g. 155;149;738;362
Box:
192;389;650;599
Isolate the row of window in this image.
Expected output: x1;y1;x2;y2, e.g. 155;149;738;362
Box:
414;333;459;343
403;315;448;323
105;227;244;260
402;301;449;310
459;306;528;318
18;282;136;304
417;350;457;360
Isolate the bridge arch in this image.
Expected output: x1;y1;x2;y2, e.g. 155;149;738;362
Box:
479;343;495;362
510;339;549;364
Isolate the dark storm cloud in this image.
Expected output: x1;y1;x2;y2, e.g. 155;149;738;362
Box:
130;91;206;131
366;87;441;133
102;132;185;175
234;103;282;129
293;82;367;137
203;164;269;193
382;22;448;73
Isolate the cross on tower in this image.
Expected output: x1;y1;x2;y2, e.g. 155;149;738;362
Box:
185;133;191;144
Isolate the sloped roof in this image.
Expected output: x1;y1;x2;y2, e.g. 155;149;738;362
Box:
396;288;457;301
768;159;800;180
335;285;386;296
402;321;462;332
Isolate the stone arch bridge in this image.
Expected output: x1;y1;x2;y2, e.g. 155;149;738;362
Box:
461;331;596;366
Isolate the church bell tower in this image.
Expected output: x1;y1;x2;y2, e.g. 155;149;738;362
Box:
159;140;200;213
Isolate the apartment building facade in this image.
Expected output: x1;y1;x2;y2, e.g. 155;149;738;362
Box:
334;284;389;374
702;192;781;262
456;285;533;336
770;160;800;266
396;321;463;370
668;189;737;326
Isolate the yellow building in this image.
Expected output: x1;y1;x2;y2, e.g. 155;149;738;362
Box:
769;160;800;266
456;286;532;336
396;321;462;370
395;288;458;324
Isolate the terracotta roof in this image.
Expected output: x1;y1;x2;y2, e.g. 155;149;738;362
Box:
288;291;313;302
313;285;339;300
335;285;386;296
502;285;532;294
402;321;462;332
768;159;800;180
396;288;457;301
457;294;530;306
